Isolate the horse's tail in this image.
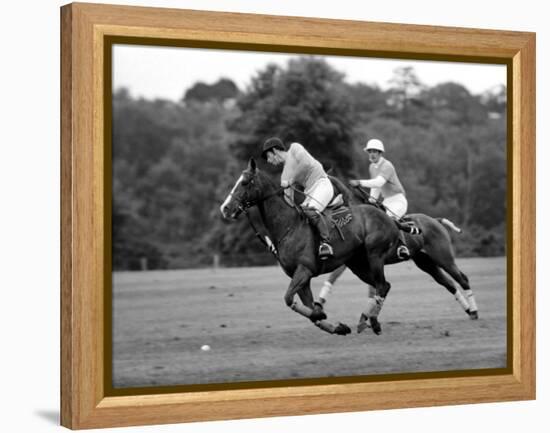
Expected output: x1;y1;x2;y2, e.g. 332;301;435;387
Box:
437;217;462;234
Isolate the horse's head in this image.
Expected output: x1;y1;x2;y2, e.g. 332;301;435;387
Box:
220;158;265;219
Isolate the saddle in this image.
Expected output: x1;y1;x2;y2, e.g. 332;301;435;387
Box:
358;194;420;235
324;194;353;238
291;191;353;239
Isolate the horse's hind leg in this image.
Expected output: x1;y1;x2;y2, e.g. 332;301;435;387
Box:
312;265;346;320
347;253;388;335
441;261;478;319
362;254;391;335
423;231;479;319
317;265;347;305
413;251;472;317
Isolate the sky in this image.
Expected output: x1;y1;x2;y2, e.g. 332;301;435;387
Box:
113;44;506;102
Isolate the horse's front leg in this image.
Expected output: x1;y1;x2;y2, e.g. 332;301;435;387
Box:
296;282;327;322
287;265;350;335
297;281;314;310
283;264;313;307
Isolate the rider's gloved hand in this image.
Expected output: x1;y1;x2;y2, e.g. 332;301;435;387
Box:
349;180;360;187
281;180;290;188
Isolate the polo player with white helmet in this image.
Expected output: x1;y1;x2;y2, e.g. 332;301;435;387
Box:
349;138;411;259
316;137;412;311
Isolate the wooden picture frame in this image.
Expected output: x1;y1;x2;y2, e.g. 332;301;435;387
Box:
61;2;535;429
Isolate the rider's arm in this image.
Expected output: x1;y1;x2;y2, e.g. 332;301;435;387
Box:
281;180;295;203
359;175;386;189
281;161;295;204
280;144;297;186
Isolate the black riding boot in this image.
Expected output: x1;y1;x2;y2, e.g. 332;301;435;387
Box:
303;208;334;260
396;231;410;260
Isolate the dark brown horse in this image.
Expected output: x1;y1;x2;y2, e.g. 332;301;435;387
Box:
320;176;479;328
220;158;404;335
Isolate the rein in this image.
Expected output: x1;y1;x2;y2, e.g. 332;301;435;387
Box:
238;186;288;260
242;208;278;256
352;185;398;217
238;186;285;212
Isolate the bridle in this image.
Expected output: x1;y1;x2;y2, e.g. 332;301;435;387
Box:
230;175;287;258
234;178;285;213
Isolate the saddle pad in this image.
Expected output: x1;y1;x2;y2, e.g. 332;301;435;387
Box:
328;206;353;228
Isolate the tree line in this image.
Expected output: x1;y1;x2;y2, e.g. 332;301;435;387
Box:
112;58;506;270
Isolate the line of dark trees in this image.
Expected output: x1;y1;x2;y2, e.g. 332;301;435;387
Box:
112;58;506;270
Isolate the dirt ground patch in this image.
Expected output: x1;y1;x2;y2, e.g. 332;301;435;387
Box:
112;257;507;388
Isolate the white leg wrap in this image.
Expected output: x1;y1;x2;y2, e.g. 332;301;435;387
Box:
367;285;376;298
454;290;470;311
464;290;478;312
363;296;384;318
319;281;333;302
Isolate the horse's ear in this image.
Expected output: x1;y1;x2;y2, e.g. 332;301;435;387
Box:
248;158;257;172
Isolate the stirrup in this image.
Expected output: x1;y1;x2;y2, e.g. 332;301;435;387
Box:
397;245;410;260
402;221;421;234
409;225;421;235
319;243;334;260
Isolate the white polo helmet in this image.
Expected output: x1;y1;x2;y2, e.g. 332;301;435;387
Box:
364;138;385;153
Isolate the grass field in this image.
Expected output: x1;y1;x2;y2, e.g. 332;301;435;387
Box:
112;257;507;388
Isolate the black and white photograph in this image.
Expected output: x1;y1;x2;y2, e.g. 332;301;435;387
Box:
111;44;508;389
3;0;548;431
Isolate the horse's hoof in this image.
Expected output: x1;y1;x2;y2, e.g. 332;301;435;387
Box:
370;318;382;335
357;320;370;334
334;323;351;335
357;313;370;334
310;303;327;322
469;310;479;320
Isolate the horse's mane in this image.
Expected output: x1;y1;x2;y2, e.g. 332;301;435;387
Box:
328;175;366;206
255;167;279;190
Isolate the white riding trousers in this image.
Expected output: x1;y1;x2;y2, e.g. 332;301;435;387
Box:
302;177;334;212
382;193;408;219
